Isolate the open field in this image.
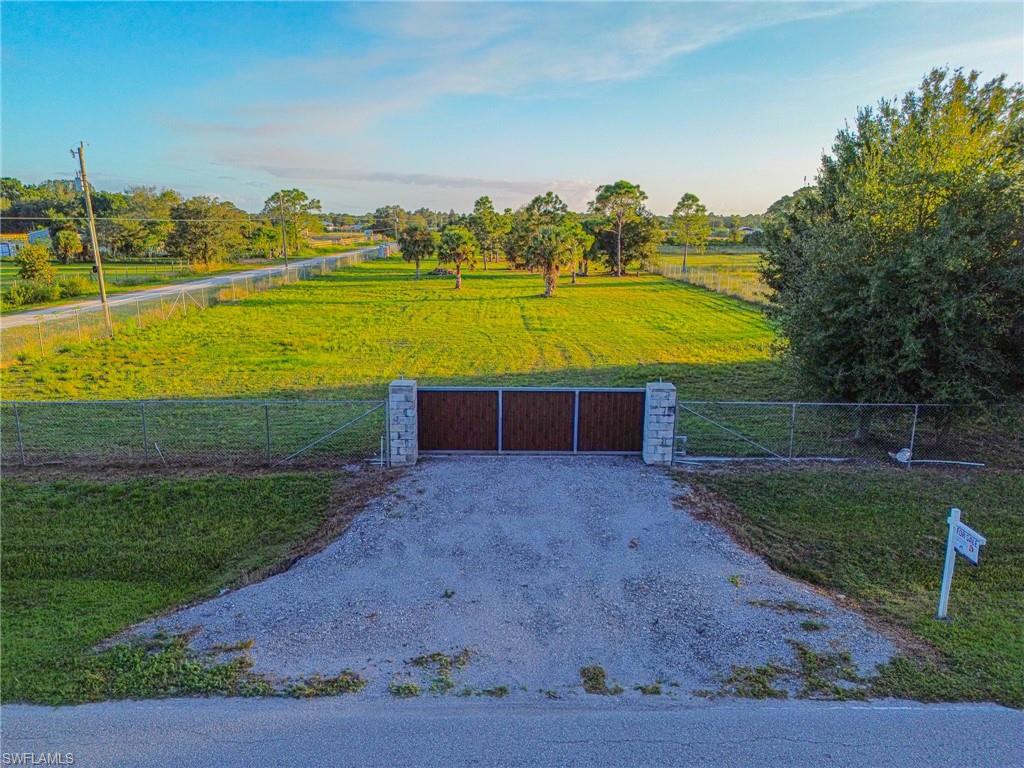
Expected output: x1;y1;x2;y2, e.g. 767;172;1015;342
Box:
656;248;768;304
690;467;1024;707
1;256;790;402
0;472;350;703
0;240;376;314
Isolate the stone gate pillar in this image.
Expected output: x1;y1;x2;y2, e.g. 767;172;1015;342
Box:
643;382;676;465
388;379;418;466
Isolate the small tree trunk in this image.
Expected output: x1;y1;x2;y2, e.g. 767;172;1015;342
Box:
683;242;688;273
455;263;462;289
415;257;420;280
616;220;623;277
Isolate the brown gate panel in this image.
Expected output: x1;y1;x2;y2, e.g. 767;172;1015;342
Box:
501;391;574;452
418;390;498;451
577;391;645;452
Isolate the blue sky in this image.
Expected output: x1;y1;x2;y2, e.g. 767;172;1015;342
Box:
2;2;1021;214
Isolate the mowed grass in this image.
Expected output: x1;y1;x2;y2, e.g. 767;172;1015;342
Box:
694;468;1024;707
0;473;335;703
658;249;768;304
2;257;793;401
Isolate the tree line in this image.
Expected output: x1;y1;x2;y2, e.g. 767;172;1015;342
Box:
395;183;731;296
0;181;330;266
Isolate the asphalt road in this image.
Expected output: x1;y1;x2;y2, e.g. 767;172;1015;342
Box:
2;698;1019;767
0;247;379;329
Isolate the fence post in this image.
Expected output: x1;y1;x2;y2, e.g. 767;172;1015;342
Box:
140;401;149;462
643;382;677;465
36;320;44;356
388;379;418;466
136;299;143;328
907;404;920;468
788;402;797;459
12;402;26;465
75;309;83;342
264;404;272;465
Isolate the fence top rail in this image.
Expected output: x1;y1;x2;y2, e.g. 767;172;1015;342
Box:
3;398;386;407
417;386;646;393
679;400;954;408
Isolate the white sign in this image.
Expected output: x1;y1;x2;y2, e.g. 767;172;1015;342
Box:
936;508;987;619
953;518;986;565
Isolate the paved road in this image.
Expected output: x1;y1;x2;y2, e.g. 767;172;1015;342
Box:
2;697;1019;767
0;247;380;329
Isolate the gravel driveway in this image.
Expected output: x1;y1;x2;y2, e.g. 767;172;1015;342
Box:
138;457;894;699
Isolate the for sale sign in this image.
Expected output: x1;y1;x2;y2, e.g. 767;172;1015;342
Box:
953;518;986;565
936;507;987;619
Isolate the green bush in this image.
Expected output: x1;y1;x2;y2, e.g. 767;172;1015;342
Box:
3;280;32;308
15;243;57;284
58;275;93;298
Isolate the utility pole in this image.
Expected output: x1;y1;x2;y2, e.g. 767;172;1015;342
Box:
279;191;289;268
72;142;112;335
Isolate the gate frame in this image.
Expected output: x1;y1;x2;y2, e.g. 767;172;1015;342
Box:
391;381;676;465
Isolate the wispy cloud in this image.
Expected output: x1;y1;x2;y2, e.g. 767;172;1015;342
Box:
180;3;860;138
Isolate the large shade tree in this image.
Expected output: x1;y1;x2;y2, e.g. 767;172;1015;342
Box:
167;197;248;266
763;68;1024;407
589;181;647;276
437;225;479;289
397;220;437;279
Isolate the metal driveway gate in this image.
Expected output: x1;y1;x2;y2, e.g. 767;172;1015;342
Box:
417;387;644;454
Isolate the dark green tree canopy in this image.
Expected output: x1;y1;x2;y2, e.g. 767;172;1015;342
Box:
167;197;248;266
763;68;1024;405
397;220;437;279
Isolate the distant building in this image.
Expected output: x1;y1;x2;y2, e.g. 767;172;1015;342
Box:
0;232;28;258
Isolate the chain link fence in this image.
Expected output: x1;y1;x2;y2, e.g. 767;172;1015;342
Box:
674;401;1024;469
0;399;388;468
654;262;768;304
0;247;390;366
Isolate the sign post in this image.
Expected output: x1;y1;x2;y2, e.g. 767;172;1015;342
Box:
936;507;987;620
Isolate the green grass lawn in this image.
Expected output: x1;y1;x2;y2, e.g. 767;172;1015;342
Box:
2;256;793;401
657;248;768;304
692;467;1023;707
0;472;340;703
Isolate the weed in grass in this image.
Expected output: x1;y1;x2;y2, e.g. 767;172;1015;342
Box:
429;676;456;695
800;620;828;632
480;685;509;698
208;639;256;653
409;648;472;675
636;683;662;695
442;589;455;600
389;679;421;698
789;641;867;700
747;599;824;615
580;665;623;695
728;575;743;588
543;689;561;700
720;664;790;699
285;671;367;698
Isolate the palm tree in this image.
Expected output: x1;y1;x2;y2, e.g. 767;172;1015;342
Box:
437;226;479;289
525;219;592;297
